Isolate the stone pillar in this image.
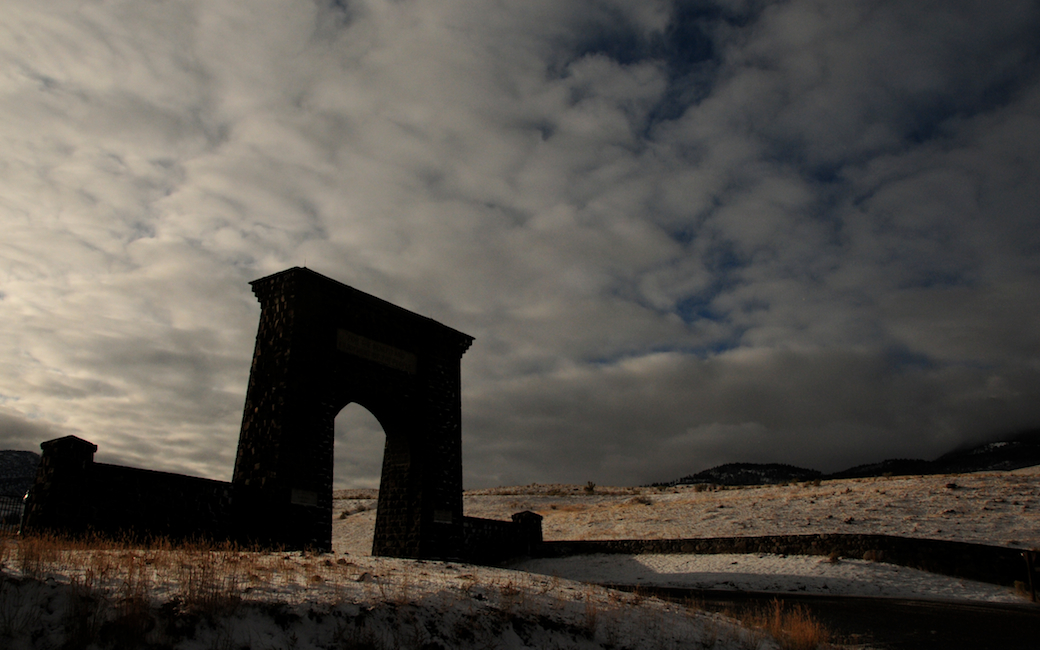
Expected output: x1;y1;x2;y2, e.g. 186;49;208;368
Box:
513;511;544;544
22;435;97;535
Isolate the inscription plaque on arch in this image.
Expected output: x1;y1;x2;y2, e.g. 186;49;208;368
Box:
337;328;418;374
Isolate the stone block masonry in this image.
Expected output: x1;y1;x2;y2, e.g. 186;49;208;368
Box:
462;511;544;564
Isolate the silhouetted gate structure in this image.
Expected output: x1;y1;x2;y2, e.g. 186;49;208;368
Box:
22;268;541;563
233;268;473;557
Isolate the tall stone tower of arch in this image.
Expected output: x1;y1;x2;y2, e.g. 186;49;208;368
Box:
232;267;473;558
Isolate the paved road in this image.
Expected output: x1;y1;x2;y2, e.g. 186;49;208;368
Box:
601;584;1040;649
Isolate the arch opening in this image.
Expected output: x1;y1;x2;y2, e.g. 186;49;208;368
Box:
332;402;385;556
333;403;384;490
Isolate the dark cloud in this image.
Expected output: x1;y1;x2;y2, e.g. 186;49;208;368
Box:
2;1;1039;487
0;411;61;453
463;346;1040;487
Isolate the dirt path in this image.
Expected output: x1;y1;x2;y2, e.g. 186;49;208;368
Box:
603;585;1040;649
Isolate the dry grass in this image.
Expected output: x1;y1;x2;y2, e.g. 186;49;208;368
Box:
742;599;831;650
15;532;61;579
1;533;256;646
547;503;590;512
582;584;599;638
174;548;243;615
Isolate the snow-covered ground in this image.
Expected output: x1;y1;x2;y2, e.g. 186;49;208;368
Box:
1;543;774;649
462;467;1040;549
512;552;1022;603
333;466;1040;605
2;467;1037;649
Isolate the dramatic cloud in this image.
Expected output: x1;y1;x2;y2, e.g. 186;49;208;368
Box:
2;0;1039;488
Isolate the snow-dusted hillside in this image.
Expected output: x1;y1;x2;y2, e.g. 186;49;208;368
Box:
334;466;1040;604
2;467;1037;649
336;466;1040;556
3;538;771;650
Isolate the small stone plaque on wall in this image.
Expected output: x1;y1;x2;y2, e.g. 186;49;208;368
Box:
291;488;319;507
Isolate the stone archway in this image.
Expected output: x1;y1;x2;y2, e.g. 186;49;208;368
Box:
231;267;473;558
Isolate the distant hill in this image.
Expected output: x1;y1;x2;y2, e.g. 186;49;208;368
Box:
664;463;822;486
826;458;936;480
932;429;1040;473
658;428;1040;487
0;450;41;498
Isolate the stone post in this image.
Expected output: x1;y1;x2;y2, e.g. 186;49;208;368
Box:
21;435;97;535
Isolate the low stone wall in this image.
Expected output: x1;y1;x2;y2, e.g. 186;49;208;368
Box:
22;435;236;544
80;463;235;542
462;511;543;564
536;534;1030;587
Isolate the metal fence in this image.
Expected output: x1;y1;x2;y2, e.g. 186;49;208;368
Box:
0;496;24;533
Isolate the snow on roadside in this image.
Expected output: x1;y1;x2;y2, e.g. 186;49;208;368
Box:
512;552;1023;603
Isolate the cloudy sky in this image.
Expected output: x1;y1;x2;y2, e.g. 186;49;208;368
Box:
2;0;1039;489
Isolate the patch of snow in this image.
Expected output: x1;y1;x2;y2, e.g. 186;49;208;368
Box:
512;553;1022;603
